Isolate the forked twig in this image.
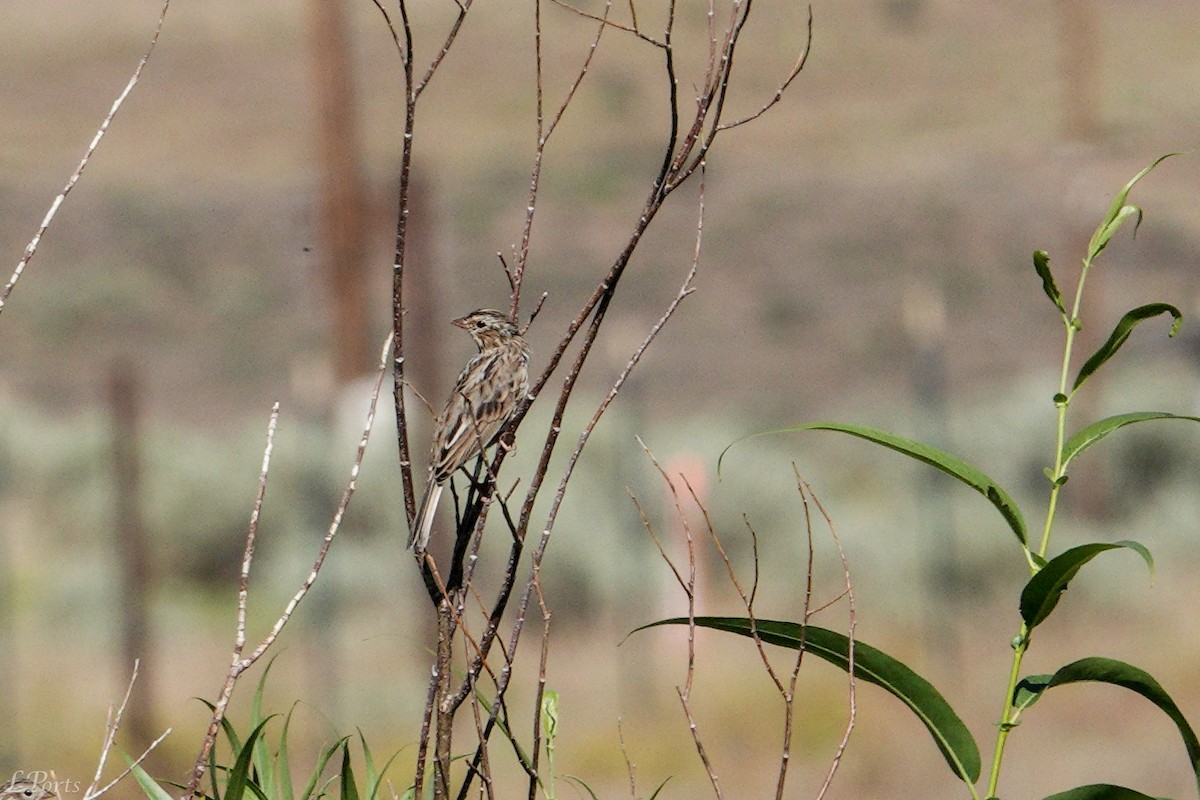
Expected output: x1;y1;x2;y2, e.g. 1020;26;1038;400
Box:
182;332;393;799
82;660;172;800
1;0;171;318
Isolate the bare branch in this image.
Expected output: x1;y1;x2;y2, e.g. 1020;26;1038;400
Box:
81;661;172;800
367;0;406;59
183;332;393;798
717;5;813;130
1;0;171;319
547;0;666;47
511;0;613;313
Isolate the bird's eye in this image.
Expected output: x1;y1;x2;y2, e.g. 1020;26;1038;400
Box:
475;320;487;329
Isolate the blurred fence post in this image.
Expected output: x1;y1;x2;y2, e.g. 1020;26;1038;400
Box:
109;360;156;750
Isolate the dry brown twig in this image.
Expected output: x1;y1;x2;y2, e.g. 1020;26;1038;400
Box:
1;0;172;319
635;441;724;798
81;660;172;800
182;332;394;799
631;457;858;799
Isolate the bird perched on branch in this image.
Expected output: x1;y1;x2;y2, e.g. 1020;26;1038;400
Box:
0;780;56;800
409;308;530;552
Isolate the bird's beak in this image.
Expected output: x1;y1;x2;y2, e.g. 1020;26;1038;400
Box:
452;315;470;329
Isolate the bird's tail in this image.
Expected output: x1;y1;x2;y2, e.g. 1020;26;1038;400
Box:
408;481;443;551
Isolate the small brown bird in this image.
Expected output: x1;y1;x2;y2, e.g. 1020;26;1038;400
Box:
409;309;530;552
0;780;56;800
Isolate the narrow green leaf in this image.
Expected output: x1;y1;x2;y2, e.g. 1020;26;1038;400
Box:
1089;204;1142;263
340;742;360;800
276;705;298;800
357;730;378;793
720;423;1027;546
1034;250;1066;315
564;776;600;800
250;658;279;800
1062;412;1200;472
475;688;536;776
1039;657;1200;794
226;718;274;800
647;777;673;800
299;738;349;800
1020;541;1153;630
126;758;177;800
542;690;560;741
1086;153;1177;262
1072;303;1183;392
1044;784;1169;800
634;617;981;785
364;746;405;800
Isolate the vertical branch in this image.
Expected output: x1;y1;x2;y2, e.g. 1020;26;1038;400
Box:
435;601;455;799
391;0;420;528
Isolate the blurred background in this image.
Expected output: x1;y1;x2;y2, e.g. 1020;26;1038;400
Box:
3;0;1200;797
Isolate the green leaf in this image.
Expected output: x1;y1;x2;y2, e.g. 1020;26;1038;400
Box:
647;777;672;800
1020;541;1153;630
1022;657;1200;794
298;738;349;800
542;690;560;741
126;758;177;800
251;657;280;800
563;776;600;800
355;731;403;800
475;688;536;777
226;718;274;800
634;617;981;785
1062;412;1200;472
1044;784;1169;800
1086;153;1177;263
1034;250;1066;315
340;742;360;800
276;705;298;800
721;423;1027;547
1072;303;1183;392
1013;673;1052;713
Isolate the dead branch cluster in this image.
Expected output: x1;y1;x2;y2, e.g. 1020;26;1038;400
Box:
379;0;814;796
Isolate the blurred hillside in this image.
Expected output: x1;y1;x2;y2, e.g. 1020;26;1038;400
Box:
3;0;1200;798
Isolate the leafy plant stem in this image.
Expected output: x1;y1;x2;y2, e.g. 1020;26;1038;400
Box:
993;249;1097;797
986;623;1030;798
1039;254;1091;559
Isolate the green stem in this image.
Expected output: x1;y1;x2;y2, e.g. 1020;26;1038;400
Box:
988;256;1094;797
985;625;1029;798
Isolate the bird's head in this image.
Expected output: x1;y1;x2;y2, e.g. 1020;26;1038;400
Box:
1;780;57;800
453;309;520;348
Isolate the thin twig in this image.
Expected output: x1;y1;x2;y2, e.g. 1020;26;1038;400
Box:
547;0;666;47
183;332;393;798
1;0;171;318
638;445;723;797
717;6;813;130
802;474;856;800
82;661;172;800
